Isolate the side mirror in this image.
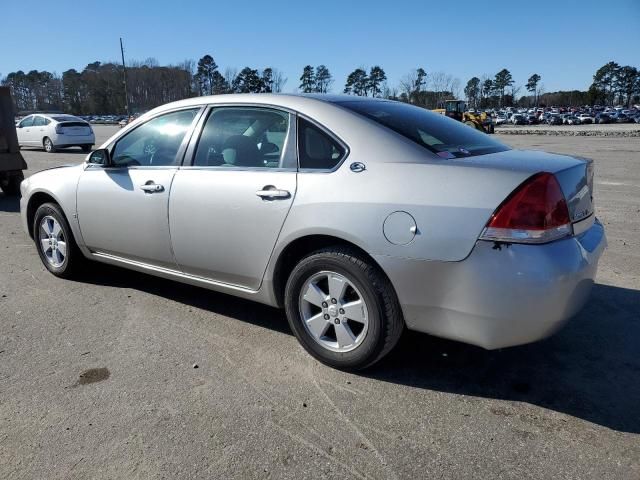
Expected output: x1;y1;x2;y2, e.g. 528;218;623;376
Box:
87;148;111;166
16;124;22;128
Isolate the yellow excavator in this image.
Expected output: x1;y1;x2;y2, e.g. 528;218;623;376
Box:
432;100;494;134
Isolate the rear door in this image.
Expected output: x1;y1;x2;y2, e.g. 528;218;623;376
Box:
32;115;49;144
169;106;297;289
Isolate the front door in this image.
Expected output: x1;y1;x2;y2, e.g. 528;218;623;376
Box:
17;115;36;145
169;106;297;290
77;108;201;268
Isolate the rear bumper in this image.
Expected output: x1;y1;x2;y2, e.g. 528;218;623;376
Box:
374;219;606;350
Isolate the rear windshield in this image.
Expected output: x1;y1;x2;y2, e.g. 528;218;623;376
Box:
52;115;82;122
337;100;510;158
59;121;89;127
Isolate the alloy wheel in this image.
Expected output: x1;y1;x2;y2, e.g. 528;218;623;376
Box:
39;215;67;267
298;271;369;353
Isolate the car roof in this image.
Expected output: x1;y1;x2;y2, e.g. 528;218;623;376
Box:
145;93;390;116
34;113;82;120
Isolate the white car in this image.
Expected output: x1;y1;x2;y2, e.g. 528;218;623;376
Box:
577;114;594;124
16;114;95;153
494;115;509;125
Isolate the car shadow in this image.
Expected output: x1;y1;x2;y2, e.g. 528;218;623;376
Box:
369;282;640;434
20;147;88;154
72;264;640;433
73;264;291;335
0;194;20;212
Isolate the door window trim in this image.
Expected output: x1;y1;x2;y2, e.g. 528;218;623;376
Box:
181;104;297;171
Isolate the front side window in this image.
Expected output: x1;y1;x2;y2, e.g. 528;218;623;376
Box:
337;100;509;158
298;118;346;170
193;107;290;168
19;116;34;128
111;109;199;167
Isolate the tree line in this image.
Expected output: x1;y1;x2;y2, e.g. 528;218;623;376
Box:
463;62;639;109
2;55;638;115
1;55;288;115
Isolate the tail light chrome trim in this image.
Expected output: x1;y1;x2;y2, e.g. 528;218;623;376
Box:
480;224;572;244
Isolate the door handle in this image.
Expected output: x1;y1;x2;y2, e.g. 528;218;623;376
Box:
256;186;290;199
140;182;164;193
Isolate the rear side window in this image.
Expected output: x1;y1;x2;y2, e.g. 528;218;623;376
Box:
193;107;290;168
298;118;345;170
33;116;47;126
337;100;509;158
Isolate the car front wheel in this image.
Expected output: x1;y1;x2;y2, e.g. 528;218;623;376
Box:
33;203;83;278
284;248;404;370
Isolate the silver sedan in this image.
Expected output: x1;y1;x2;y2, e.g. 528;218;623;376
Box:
19;94;606;369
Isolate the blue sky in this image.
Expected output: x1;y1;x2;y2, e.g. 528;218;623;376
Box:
2;0;639;93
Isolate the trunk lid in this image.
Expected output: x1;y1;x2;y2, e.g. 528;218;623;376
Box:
451;149;594;223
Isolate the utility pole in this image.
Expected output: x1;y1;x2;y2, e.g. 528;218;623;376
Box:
120;37;130;119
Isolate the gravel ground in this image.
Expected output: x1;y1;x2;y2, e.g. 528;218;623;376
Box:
1;126;639;479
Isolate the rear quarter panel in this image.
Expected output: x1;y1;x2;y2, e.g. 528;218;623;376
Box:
273;152;533;265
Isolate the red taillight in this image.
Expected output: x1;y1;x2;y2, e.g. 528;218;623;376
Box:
481;172;572;244
55;124;64;134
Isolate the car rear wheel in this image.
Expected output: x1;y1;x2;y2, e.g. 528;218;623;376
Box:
33;203;83;278
43;137;56;153
284;248;404;370
81;145;92;153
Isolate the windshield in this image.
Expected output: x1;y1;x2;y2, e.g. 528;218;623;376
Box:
336;100;509;158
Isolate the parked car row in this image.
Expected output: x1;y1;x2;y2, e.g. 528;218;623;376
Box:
491;106;640;126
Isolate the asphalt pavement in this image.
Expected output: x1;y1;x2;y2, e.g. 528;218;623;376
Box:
1;126;638;479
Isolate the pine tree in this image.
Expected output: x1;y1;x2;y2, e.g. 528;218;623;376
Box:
368;66;387;98
299;65;315;93
344;68;368;96
314;65;332;93
526;74;541;106
195;55;218;95
494;69;514;107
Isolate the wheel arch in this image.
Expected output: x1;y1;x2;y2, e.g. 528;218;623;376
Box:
271;234;396;308
26;191;63;238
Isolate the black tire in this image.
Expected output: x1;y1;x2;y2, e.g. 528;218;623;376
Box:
33;202;83;278
43;137;56;153
81;145;92;153
0;171;24;196
284;247;404;370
